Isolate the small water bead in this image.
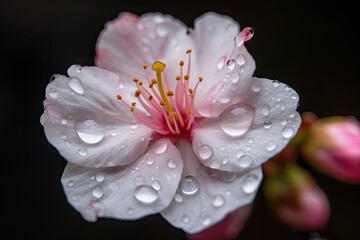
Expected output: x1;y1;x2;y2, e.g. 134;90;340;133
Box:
238;155;253;168
282;127;294;138
50;74;60;82
127;208;134;215
68;77;84;94
155;25;168;37
236;150;245;159
281;119;288;125
212;195;225;208
198;145;213;160
291;94;298;100
62;132;68;139
226;59;236;70
242;175;260;194
266;141;277;152
167;158;177;169
174;193;184;203
134;175;145;185
152;180;161;191
78;148;88;156
64;140;71;147
220;102;255;138
261;104;270;116
216;57;226;69
251;79;262;92
48;88;59;99
263;121;272;129
230;71;240;84
73;65;82;73
182;215;190;223
109;128;118;136
273;80;280;88
130;120;138;129
181;175;199;195
134;185;159;204
236;54;246;66
248;137;254;144
68;180;75;187
146;155;155;165
222;156;229;165
95;172;104;182
92;186;104;199
221;171;237;183
76;119;104;144
154;141;168;154
61;118;67;125
202;217;212;227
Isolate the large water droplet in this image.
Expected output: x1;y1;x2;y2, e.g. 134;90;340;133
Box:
78;148;88;156
175;193;184;203
76;119;104;144
251;79;262;92
226;59;236;70
130;120;138;129
167;158;177;169
48;88;59;99
234;27;254;47
220;102;255;137
261;104;270;116
221;171;237;182
263;121;272;129
198;145;213;160
282;127;294;138
212;195;225;208
236;54;246;66
182;214;190;223
154;141;168;154
68;77;84;94
95;172;104;182
134;185;159;204
230;71;240;84
238;155;253;168
242;174;260;194
92;186;104;198
266;141;277;152
181;175;199;195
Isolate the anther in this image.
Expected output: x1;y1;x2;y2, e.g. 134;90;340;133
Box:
134;89;141;97
186;108;191;114
151;78;157;84
116;94;122;100
148;95;153;100
167;90;174;96
138;81;143;86
159;101;165;106
143;64;147;69
186;49;192;54
131;102;136;107
179;60;184;66
188;88;193;94
176;75;181;81
198;76;203;82
184;74;190;80
130;107;135;112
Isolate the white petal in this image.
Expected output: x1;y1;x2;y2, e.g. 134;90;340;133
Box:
161;140;262;234
192;78;301;172
96;12;191;87
61;138;183;222
190;12;256;117
42;65;152;167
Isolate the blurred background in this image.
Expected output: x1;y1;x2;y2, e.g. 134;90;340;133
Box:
1;0;359;239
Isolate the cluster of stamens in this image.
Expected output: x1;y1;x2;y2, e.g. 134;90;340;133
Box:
117;49;203;136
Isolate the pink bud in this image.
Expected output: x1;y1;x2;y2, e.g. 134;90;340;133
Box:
264;165;330;231
186;205;253;240
302;116;360;183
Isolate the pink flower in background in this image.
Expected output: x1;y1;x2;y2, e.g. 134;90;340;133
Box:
41;12;301;234
302;115;360;183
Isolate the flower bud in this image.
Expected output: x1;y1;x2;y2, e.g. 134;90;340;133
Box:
264;164;330;231
186;205;253;240
302;116;360;183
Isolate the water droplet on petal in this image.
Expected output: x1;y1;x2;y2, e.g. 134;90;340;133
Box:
222;156;229;165
175;193;183;203
92;186;104;199
181;175;199;195
251;79;262;92
48;88;59;99
64;140;71;147
217;57;226;69
238;155;253;168
242;174;260;194
78;148;88;156
221;171;237;182
73;65;82;73
151;180;161;191
220;102;255;137
202;216;212;226
155;25;168;37
291;94;298;100
273;80;280;88
263;121;272;129
127;208;134;215
68;180;74;187
76;119;104;144
134;185;159;204
234;27;254;47
109;128;118;136
95;172;104;182
146;155;154;165
154;141;168;154
182;214;190;223
61;118;67;125
130;120;138;129
282;127;294;138
198;145;213;160
68;77;84;94
167;158;177;169
236;54;246;66
212;195;225;208
230;71;240;83
261;104;270;116
266;141;277;152
236;150;245;159
226;59;236;70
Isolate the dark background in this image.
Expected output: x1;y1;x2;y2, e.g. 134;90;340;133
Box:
1;0;359;239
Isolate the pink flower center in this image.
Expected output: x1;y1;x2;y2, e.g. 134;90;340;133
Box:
117;49;202;140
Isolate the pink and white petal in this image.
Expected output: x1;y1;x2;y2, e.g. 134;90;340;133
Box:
192;77;300;172
161;140;262;234
42;65;153;167
61;138;183;222
190;13;256;117
96;12;191;90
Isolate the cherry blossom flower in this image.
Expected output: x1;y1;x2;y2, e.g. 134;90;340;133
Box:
41;12;301;234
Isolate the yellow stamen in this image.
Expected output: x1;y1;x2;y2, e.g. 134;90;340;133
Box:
167;90;174;96
186;49;192;54
138;81;143;86
148;95;153;100
133;78;139;83
143;64;147;69
198;76;203;82
188;88;193;94
186;108;191;114
179;60;184;66
184;74;189;80
130;107;135;112
151;78;157;84
131;102;136;106
152;61;174;114
134;89;141;97
176;75;181;81
116;94;122;100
